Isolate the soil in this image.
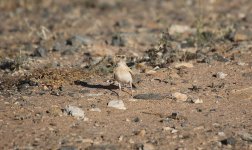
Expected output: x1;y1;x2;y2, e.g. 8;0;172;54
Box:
0;0;252;150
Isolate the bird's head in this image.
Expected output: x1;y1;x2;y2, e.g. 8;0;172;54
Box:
114;55;127;65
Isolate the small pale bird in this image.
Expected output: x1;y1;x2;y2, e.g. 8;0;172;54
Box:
113;55;134;96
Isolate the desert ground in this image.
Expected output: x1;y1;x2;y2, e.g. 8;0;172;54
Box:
0;0;252;149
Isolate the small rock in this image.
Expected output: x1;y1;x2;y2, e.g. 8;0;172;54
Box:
59;146;77;150
191;98;203;104
133;93;165;100
129;139;134;144
137;129;146;137
47;106;62;116
33;47;47;57
17;83;30;91
133;117;141;123
89;108;101;112
66;35;92;47
111;34;125;46
64;105;85;119
215;72;227;79
218;132;226;137
220;137;236;145
51;90;61;96
163;126;173;131
145;70;157;75
86;93;103;97
174;62;194;68
172;92;188;102
82;138;93;143
237;62;247;66
212;53;229;62
171;129;178;134
107;100;126;110
68;92;80;98
239;132;252;142
85;145;117;150
0;59;17;71
52;42;63;52
118;135;123;142
61;47;77;55
143;143;155;150
169;24;192;35
234;33;248;42
193;126;205;131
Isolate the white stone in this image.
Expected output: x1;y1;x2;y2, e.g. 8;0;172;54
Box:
163;126;173;131
174;62;194;68
192;98;203;104
172;92;188;102
171;129;178;134
64;105;85;119
218;132;226;136
143;143;155;150
237;62;247;66
216;72;227;79
89;108;101;112
108;100;126;110
169;24;191;34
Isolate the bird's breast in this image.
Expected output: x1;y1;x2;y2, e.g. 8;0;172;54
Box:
114;69;132;83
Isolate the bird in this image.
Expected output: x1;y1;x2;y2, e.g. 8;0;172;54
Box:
113;55;134;96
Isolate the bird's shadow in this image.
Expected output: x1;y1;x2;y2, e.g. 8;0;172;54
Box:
74;80;118;90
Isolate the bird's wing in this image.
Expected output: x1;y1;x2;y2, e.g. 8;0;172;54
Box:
128;67;133;77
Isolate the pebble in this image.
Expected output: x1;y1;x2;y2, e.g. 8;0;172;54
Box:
52;42;62;52
145;69;157;75
133;93;165;100
118;135;124;142
129;138;134;144
171;129;178;134
86;93;103;97
216;72;227;79
172;92;188;102
169;24;192;35
239;131;252;142
66;35;92;47
143;143;155;150
85;145;117;150
237;62;247;66
111;34;125;46
89;108;101;112
33;47;47;57
234;33;248;42
194;126;205;131
47;106;62;116
64;105;85;119
163;126;173;131
82;138;93;143
218;132;226;136
174;62;194;68
191;98;203;104
0;59;16;71
220;137;236;145
107;100;126;110
59;146;77;150
137;129;146;137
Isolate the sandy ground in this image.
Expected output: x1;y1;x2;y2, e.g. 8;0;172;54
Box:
0;0;252;149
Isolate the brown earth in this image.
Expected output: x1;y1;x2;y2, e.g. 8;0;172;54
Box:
0;0;252;149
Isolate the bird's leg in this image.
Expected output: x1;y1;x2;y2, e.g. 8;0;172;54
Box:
130;82;133;96
118;83;122;91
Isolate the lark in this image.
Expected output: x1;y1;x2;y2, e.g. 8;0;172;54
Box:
113;55;134;96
